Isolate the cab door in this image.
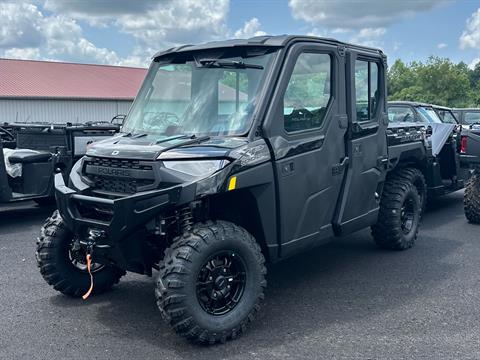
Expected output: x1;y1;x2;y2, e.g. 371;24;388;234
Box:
334;51;388;234
263;43;348;258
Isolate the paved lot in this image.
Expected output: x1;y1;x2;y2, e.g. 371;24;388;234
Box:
1;191;479;359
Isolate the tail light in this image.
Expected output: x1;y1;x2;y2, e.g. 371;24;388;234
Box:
460;135;468;154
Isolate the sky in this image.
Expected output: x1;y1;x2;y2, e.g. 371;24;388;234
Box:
0;0;480;69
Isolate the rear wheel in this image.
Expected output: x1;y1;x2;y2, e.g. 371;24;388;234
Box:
464;171;480;224
36;210;124;297
155;221;266;344
392;168;427;214
372;176;421;250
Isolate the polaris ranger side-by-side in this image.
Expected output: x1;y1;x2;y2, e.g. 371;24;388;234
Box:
0;122;119;206
432;106;480;223
386;101;472;209
458;122;480;223
37;36;429;344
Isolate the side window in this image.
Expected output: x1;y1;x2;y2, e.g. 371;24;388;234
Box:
387;106;415;123
283;53;331;132
442;111;458;124
355;60;380;122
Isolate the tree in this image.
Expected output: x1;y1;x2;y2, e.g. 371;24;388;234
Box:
388;57;477;107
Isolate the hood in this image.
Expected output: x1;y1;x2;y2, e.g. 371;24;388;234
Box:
86;133;249;161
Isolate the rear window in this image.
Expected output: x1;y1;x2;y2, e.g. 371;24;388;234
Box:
387;106;415;123
464;111;480;125
436;109;457;124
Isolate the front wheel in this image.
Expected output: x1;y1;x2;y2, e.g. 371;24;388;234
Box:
155;221;266;344
36;210;125;297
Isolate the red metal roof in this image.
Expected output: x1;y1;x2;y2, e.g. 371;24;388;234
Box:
0;58;147;100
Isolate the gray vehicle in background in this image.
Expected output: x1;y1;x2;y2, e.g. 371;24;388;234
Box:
453;108;480;128
433;105;461;125
452;109;480;222
387;101;467;208
421;104;480;223
0;122;119;206
387;101;444;124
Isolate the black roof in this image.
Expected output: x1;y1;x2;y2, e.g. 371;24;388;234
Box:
431;104;453;111
389;101;458;112
152;35;386;59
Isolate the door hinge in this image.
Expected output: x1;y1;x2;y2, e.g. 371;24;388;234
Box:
332;157;349;176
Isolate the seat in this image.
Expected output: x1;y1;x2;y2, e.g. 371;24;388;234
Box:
8;150;51;164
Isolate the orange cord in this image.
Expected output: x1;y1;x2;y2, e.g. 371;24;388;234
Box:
82;254;94;300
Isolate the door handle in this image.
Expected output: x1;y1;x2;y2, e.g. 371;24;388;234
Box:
281;162;295;177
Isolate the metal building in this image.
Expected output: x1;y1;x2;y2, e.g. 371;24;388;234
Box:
0;58;146;124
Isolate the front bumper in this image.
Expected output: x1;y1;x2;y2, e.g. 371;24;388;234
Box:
54;173;196;268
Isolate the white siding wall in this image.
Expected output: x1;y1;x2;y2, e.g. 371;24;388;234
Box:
0;99;133;124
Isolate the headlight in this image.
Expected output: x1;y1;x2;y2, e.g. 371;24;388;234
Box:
69;158;90;191
162;159;229;177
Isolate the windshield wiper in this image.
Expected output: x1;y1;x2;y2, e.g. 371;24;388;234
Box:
155;134;190;144
122;132;148;138
196;58;263;70
160;135;211;152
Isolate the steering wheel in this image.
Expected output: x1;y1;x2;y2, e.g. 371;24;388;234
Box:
143;112;180;129
0;127;15;143
401;113;412;122
289;93;314;117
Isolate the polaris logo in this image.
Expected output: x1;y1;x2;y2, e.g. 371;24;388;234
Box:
96;166;133;178
85;164;155;180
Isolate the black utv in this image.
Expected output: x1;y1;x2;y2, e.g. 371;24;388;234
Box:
457;121;480;223
452;108;480;128
386;101;470;209
0;122;119;206
430;106;480;223
37;35;430;344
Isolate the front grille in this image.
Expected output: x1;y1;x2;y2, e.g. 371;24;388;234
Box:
86;157;153;171
83;157;156;194
90;176;153;193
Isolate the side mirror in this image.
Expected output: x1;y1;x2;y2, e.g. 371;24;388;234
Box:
111;115;126;126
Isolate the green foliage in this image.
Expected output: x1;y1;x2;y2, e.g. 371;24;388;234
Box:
219;71;249;93
388;57;480;107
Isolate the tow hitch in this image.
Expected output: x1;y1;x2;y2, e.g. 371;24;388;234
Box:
81;229;109;300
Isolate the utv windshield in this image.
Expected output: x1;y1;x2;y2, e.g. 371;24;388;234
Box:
123;49;277;137
436;109;458;124
417;106;443;124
